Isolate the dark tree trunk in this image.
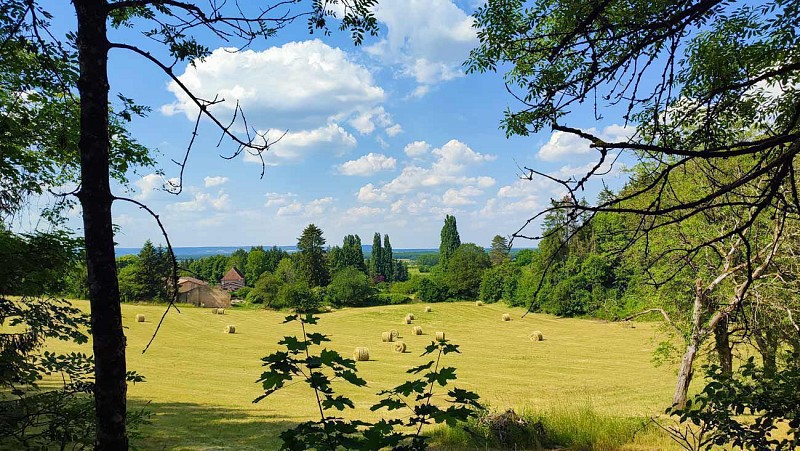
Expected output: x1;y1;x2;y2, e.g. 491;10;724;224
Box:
74;1;128;449
754;328;778;377
714;314;732;376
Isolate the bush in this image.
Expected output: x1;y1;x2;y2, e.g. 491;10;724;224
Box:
233;286;251;300
416;277;448;303
376;293;411;305
327;267;376;307
278;282;320;313
248;272;283;307
389;279;417;295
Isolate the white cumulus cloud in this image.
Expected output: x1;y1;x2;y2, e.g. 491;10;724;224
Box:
338;153;397;176
404;140;430;157
538;124;633;162
203;176;229;187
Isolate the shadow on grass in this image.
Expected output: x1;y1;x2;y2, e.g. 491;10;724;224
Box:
130;400;296;450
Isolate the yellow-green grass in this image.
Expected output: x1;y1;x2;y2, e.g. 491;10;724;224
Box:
41;301;680;450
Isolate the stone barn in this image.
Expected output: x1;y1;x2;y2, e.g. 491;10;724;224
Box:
220;267;245;292
177;277;231;308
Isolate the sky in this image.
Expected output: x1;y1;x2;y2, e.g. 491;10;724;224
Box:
40;0;629;249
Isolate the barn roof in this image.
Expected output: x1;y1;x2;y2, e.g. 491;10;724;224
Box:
178;276;208;286
221;266;244;281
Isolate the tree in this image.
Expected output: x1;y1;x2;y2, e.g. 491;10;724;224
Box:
245;247;269;285
382;234;394;282
439;215;461;269
227;248;249;275
327;267;376;307
442;243;491;300
5;2;378;447
370;232;383;280
489;235;510;266
297;224;329;288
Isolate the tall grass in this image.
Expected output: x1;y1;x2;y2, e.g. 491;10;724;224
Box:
430;400;672;450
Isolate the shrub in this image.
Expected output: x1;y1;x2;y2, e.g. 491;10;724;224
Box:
327;267;376;307
247;272;283;307
416;277;448;303
232;286;251;300
376;293;411;305
278;282;320;313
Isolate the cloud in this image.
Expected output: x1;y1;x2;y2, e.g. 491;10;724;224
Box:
348;106;397;135
538;124;634;162
338;153;397;176
134;173;169;200
404;140;430;157
169;187;230;212
264;192;297;207
431;139;496;173
385;124;403;137
345;206;384;217
356;183;388;203
203;176;229;187
442;186;483;206
162;41;385;128
365;0;477;91
243;124;357;165
277;197;335;217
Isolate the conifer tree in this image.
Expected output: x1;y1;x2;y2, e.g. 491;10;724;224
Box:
382;235;394;282
370;233;383;280
297;224;329;288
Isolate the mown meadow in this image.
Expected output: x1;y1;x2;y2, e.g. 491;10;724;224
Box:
46;300;681;450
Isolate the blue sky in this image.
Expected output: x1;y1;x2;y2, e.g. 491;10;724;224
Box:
46;1;629;249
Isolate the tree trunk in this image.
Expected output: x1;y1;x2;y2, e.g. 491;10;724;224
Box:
673;280;706;408
714;315;732;376
74;2;128;450
673;340;698;408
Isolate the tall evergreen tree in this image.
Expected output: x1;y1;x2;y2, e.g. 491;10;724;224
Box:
296;224;329;288
439;215;461;269
489;235;511;266
382;235;394;282
352;235;366;272
370;233;383;280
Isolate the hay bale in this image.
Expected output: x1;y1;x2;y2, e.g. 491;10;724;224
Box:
394;341;406;353
404;317;413;324
390;329;399;340
476;301;484;306
412;326;423;335
353;347;370;361
381;331;395;342
424;306;432;312
407;313;415;320
135;314;145;323
225;325;236;334
530;331;543;341
435;331;445;341
211;308;218;314
217;308;225;315
502;313;511;321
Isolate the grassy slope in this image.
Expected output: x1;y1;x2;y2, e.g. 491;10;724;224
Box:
44;301;678;450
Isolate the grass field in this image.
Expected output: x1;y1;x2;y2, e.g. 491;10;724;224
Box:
43;301;681;450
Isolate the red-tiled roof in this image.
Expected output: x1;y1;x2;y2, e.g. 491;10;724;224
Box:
221;266;244;281
178;276;208;286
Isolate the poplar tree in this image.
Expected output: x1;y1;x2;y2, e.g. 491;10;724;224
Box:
439;215;461;269
382;234;394;282
370;233;383;279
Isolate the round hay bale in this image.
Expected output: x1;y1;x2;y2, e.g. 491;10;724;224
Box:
502;313;511;321
217;308;225;315
435;331;445;341
381;331;395;342
394;341;406;353
530;331;543;341
390;329;399;340
353;347;370;361
404;317;412;324
476;301;484;306
424;306;432;312
135;314;145;323
224;325;236;334
407;313;415;320
412;326;423;335
211;308;218;314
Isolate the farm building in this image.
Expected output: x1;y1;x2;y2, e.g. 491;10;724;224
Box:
220;267;245;291
177;277;231;308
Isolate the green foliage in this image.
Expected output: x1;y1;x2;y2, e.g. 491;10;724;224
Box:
327;267;376;308
438;215;461;269
116;240;171;302
255;314;482;450
375;293;411;305
416;277;448;303
665;357;800;450
513;249;535;267
233;286;251;300
297;224;329;288
248;272;283;307
479;263;520;304
330;235;366;275
369;232;383;281
489;235;510;266
442;244;490;300
415;253;439;268
382;235;394;282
